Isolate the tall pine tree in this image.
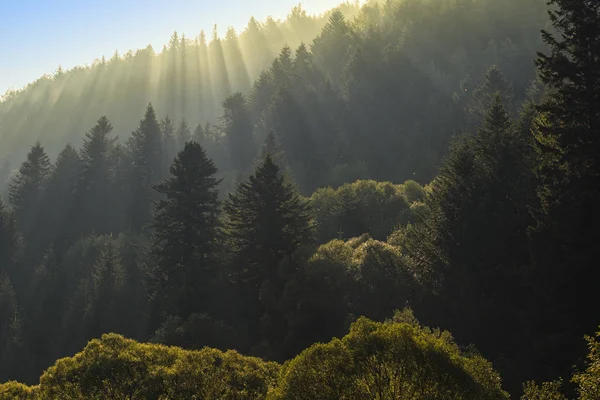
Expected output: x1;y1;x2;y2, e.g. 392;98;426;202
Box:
149;141;221;326
529;0;600;384
8;142;51;243
223;153;314;355
128;103;165;232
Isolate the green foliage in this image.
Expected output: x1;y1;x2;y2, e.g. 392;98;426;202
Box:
311;180;424;243
269;316;508;400
0;381;37;399
27;333;279;399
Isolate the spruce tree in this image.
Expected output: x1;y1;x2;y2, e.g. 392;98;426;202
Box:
403;95;535;392
529;0;600;383
223;153;314;353
467;65;516;127
221;92;255;172
8;142;51;240
149;141;221;324
40;144;81;254
71;116;119;237
176;118;191;148
128;103;165;232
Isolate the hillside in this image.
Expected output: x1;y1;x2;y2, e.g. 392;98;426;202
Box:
0;0;548;194
3;0;600;398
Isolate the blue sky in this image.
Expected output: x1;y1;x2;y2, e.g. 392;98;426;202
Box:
0;0;342;95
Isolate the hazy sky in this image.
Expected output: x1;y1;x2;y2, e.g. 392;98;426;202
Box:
0;0;343;95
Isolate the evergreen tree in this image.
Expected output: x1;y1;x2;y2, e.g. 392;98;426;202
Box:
160;115;176;169
467;65;516;126
223;153;314;354
149;141;221;326
403;95;535;393
529;0;600;384
221;92;255;172
8;142;51;241
176;118;191;148
128;103;165;232
71;116;119;237
84;238;127;339
40;144;81;254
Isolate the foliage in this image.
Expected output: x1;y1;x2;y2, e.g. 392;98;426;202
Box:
269;316;509;400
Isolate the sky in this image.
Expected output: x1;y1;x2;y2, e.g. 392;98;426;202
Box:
0;0;343;95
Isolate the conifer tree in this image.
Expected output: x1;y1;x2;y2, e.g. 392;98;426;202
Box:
223;153;314;351
84;238;126;339
529;0;600;383
149;141;221;324
128;103;165;232
176;118;191;148
403;95;535;392
467;65;516;126
160;115;176;169
221;92;255;172
72;116;119;236
40;144;81;253
8;142;51;239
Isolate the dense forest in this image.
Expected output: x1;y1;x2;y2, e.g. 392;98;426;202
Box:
1;0;599;398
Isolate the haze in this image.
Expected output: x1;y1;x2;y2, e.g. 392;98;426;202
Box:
0;0;342;94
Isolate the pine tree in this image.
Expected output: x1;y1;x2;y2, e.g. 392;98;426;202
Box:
128;103;165;232
221;92;255;172
71;116;119;237
160;115;176;169
8;142;52;239
149;141;221;324
467;65;516;127
40;144;81;254
529;0;600;384
223;153;314;352
84;237;126;339
403;95;535;392
176;118;191;148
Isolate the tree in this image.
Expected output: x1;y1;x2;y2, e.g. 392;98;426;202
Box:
176;118;191;148
529;0;600;384
40;144;81;254
269;315;509;400
128;103;165;232
467;65;516;126
223;154;314;354
71;116;119;237
149;141;221;326
221;92;255;172
402;95;536;393
8;142;51;241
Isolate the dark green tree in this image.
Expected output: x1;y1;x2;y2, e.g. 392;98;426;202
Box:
467;65;516;126
40;144;81;254
149;141;221;327
223;153;314;355
221;92;255;172
8;142;52;241
128;103;165;232
71;116;119;237
403;95;536;393
529;0;600;385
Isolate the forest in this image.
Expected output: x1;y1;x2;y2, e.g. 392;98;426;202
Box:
0;0;599;398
